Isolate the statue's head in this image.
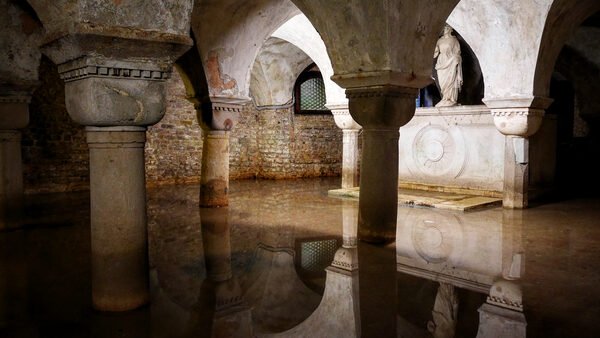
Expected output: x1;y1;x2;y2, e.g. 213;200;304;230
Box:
442;25;453;36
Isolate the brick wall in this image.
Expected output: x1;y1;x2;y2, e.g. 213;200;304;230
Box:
22;57;89;193
145;71;203;186
22;65;342;193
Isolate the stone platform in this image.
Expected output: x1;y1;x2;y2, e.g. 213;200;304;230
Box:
328;187;501;211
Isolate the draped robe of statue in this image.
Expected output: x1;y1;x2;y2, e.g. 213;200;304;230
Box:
434;27;463;107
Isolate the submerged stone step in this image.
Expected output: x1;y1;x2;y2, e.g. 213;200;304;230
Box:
328;187;501;211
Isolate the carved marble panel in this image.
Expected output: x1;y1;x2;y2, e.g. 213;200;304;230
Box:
399;105;504;195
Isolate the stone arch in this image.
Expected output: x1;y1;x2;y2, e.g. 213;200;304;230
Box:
272;14;347;107
289;0;460;89
191;0;301;100
533;0;600;98
447;0;552;100
249;37;314;108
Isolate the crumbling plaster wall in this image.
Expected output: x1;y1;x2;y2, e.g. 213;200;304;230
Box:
192;0;300;99
250;37;313;107
0;0;43;89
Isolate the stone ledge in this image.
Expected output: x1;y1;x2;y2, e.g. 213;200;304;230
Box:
328;187;501;212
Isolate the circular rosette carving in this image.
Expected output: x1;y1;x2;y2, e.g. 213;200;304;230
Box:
411;124;466;178
409;210;464;264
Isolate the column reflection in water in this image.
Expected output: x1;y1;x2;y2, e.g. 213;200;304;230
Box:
193;207;253;338
243;226;322;334
0;231;28;332
395;207;527;338
267;199;361;338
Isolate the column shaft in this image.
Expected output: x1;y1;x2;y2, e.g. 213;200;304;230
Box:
87;126;149;311
342;129;360;189
503;136;529;209
200;131;230;207
358;128;400;242
0;130;23;211
346;85;416;243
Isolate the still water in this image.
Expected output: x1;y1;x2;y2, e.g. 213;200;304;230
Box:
1;178;599;337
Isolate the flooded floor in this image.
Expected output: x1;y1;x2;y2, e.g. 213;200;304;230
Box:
1;177;599;337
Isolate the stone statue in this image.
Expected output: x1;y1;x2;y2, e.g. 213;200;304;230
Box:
434;25;463;107
427;282;459;338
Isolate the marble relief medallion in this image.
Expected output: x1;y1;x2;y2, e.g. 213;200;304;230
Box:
409;210;464;264
411;124;467;178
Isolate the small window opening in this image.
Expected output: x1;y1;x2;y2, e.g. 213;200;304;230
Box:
294;64;330;114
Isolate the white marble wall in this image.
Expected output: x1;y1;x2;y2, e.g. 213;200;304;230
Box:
398;105;556;196
395;207;504;293
399;105;505;195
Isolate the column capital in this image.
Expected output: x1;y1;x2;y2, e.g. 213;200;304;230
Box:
483;96;553;137
199;96;250;131
346;85;417;130
57;56;173;127
0;93;33;130
487;279;523;312
327;103;362;130
41;31;192;128
331;247;359;272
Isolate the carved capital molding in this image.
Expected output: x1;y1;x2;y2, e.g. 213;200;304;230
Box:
58;57;171;83
0;96;31;104
487;280;523;312
199;97;250;131
490;107;545;137
490;108;544;118
346;85;417;129
331;108;350;116
56;57;169;127
331;247;358;272
328;104;362;130
486;295;523;312
212;102;244;114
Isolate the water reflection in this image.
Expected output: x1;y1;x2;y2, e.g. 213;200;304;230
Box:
1;178;599;337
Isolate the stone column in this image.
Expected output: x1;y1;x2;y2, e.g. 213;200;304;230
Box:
200;207;232;282
476;280;526;338
199;99;247;207
485;97;552;209
346;86;417;243
0;95;30;223
200;131;230;207
342;199;359;248
45;54;181;311
329;104;361;189
198;207;253;338
86;126;149;311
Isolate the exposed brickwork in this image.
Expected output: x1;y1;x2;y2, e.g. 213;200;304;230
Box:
292;114;342;177
229;106;260;180
22;66;342;193
22;56;89;193
145;70;203;187
254;108;342;179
